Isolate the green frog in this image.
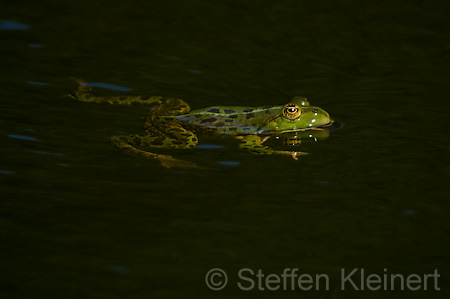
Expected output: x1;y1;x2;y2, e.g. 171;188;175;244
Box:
71;79;334;168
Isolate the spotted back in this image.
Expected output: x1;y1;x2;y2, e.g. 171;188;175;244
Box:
175;105;282;135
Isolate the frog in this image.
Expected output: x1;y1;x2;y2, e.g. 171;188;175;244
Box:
71;79;333;168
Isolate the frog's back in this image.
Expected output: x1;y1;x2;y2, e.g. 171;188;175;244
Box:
175;105;280;135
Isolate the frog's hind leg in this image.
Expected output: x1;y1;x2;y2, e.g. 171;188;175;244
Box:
110;134;202;169
110;117;201;169
70;78;176;106
239;135;308;160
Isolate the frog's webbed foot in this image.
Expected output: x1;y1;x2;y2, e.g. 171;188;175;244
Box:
110;135;204;169
239;135;308;159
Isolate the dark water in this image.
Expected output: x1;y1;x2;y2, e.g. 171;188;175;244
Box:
1;0;450;298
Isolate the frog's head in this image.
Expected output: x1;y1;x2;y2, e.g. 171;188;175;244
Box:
265;96;332;132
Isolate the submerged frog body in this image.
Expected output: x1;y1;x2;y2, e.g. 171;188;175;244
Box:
71;79;333;168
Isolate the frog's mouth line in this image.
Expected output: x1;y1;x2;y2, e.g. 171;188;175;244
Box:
320;120;335;128
267;119;335;134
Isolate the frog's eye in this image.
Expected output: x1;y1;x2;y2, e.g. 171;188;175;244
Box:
283;104;301;119
291;96;310;107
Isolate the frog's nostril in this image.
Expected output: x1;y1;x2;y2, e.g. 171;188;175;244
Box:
312;108;318;113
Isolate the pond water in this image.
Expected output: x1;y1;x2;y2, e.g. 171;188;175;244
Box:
1;0;449;298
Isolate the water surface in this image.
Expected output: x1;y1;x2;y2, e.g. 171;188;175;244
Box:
1;0;449;298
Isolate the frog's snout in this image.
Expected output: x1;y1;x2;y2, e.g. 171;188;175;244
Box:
303;107;331;128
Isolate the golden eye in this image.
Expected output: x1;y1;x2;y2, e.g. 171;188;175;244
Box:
283;104;301;119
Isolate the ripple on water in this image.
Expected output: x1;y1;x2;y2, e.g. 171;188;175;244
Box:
0;20;30;30
34;151;65;157
8;134;37;141
217;161;240;166
27;81;48;86
82;82;132;92
0;170;15;175
186;69;202;75
196;144;224;149
403;209;416;216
